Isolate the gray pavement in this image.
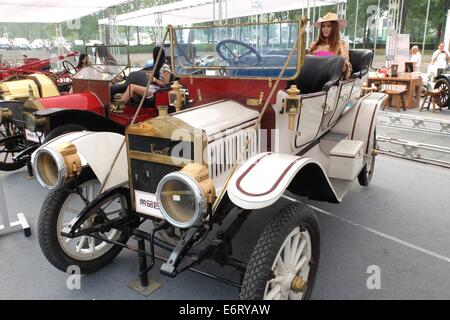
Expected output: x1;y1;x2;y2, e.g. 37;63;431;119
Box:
0;154;449;300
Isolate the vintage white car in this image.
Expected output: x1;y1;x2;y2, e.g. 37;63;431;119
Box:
32;20;385;300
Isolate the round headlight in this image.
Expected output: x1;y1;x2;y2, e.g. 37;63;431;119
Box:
23;112;36;131
156;171;207;229
33;148;67;190
23;112;47;132
0;108;12;124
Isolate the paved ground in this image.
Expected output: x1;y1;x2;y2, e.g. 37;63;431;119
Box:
0;154;449;300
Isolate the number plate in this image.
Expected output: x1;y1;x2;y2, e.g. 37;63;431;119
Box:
25;129;44;143
135;190;164;219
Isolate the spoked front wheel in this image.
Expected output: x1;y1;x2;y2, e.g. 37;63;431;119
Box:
38;172;131;274
0;122;28;171
240;203;320;300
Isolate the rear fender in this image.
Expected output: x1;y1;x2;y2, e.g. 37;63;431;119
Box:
227;152;338;210
32;131;128;192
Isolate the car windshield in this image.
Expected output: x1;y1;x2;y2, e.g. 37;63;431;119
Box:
85;45;129;66
73;45;130;81
170;21;301;79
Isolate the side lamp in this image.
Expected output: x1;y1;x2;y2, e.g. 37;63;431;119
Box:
284;85;301;130
169;81;186;112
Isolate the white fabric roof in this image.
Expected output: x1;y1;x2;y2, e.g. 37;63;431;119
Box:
98;0;343;27
0;0;130;23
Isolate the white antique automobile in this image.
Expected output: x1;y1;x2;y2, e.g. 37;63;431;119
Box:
33;20;386;300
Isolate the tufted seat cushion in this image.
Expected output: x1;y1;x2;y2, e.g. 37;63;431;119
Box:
349;49;373;78
288;55;345;94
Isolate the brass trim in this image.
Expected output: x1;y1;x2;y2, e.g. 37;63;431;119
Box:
129;150;189;167
23;99;44;111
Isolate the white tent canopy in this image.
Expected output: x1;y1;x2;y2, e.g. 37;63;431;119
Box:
98;0;343;27
0;0;130;23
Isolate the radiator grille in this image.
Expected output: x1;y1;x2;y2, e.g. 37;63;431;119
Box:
207;128;259;180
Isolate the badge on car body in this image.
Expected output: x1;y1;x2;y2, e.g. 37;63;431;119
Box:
135;190;164;219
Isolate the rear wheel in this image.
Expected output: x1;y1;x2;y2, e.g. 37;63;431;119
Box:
0;122;28;171
38;171;130;274
358;128;377;186
240;203;320;300
434;78;450;108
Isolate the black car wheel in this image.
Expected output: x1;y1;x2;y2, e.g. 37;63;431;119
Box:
0;123;28;171
240;203;320;300
38;170;130;274
434;78;450;108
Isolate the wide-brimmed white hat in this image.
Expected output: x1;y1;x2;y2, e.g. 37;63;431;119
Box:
314;12;347;30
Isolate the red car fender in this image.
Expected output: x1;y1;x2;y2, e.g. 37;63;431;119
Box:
33;92;104;116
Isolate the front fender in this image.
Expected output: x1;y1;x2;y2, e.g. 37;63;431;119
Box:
32;131;128;192
227;152;338;210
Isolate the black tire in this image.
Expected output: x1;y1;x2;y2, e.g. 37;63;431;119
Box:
434;78;450;108
37;170;130;274
240;203;320;300
358;128;377;186
0;123;28;171
44;124;86;143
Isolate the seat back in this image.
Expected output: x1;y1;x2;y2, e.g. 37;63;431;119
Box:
288;55;345;94
349;49;373;78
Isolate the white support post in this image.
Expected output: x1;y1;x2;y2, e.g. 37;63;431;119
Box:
373;0;381;53
422;0;431;54
0;178;30;237
445;9;450;51
354;0;359;49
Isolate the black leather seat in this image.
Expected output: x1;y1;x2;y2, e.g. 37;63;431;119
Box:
349;49;373;79
288;55;345;94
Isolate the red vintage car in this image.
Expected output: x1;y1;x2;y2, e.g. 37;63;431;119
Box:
0;45;171;174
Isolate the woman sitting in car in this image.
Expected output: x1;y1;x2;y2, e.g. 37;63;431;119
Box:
309;12;352;79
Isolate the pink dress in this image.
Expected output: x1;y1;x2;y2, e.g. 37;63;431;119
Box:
313;51;335;57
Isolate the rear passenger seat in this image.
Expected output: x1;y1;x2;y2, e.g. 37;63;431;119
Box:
348;49;373;79
288;55;345;94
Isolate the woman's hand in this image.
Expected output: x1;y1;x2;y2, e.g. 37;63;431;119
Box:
344;60;352;71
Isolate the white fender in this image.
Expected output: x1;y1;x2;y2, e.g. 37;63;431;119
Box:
31;131;128;192
227;152;338;210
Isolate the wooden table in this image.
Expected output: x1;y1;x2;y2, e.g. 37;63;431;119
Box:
368;74;422;108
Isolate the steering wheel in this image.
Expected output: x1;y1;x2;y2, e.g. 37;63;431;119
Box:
62;60;77;75
216;39;262;66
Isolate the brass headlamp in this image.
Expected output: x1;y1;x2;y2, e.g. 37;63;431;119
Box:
284;85;301;130
0;108;12;124
169;81;185;112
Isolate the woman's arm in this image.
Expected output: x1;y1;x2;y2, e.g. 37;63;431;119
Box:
153;70;171;86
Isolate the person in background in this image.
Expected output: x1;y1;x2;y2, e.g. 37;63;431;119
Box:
309;12;352;79
409;45;422;70
431;42;450;69
76;53;90;71
116;46;171;106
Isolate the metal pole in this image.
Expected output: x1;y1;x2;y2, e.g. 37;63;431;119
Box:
374;0;381;53
399;0;404;33
354;0;359;49
312;0;316;42
422;0;431;54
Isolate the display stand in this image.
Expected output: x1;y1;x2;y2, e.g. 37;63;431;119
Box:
0;178;31;237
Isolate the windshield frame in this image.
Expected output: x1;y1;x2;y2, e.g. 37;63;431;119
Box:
168;20;305;81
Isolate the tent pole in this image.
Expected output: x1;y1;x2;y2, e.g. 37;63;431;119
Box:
399;0;404;33
373;0;381;53
422;0;431;54
445;9;450;51
354;0;359;49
